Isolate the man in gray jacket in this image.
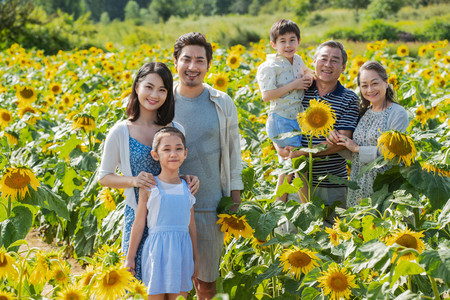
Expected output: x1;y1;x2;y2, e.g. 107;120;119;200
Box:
173;32;244;299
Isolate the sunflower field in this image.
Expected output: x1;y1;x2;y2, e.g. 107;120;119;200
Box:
0;39;449;299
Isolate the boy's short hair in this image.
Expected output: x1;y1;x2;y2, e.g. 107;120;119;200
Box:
270;19;300;43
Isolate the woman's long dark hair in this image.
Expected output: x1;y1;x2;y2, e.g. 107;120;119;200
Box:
357;61;396;117
127;62;174;125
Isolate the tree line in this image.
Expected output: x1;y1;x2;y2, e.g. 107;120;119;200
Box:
9;0;445;23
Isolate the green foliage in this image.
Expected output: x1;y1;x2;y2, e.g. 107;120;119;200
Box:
362;19;399;41
0;0;35;48
325;27;363;41
364;0;405;20
99;11;110;25
415;17;450;41
124;0;141;24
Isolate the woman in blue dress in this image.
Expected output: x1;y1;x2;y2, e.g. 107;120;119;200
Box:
125;126;198;298
98;62;199;281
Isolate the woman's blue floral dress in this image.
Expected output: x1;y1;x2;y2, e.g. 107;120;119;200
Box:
122;137;161;281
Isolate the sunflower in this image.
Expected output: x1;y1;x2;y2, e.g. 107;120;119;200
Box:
72;114;96;133
385;228;425;261
418;45;427;57
128;277;148;298
29;250;55;285
0;109;13;128
217;214;254;239
93;266;133;300
56;284;86;300
16;86;37;104
0;291;16;300
122;70;132;82
49;82;63;95
226;52;241;69
297;99;336;138
421;162;450;177
99;187;116;211
211;72;229;92
0;166;40;201
333;217;352;241
325;226;340;246
396;45;409;57
434;50;443;60
79;265;96;288
94;244;124;267
377;131;417;167
4;131;18;146
280;247;319;279
61;94;74;107
105;42;114;52
318;265;357;300
0;247;17;280
18;105;38;119
51;263;72;286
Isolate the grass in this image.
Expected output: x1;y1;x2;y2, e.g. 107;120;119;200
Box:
91;3;450;52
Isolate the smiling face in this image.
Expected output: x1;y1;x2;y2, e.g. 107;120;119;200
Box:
271;32;300;63
136;73;168;113
151;134;187;171
174;45;210;88
314;46;346;85
358;69;388;107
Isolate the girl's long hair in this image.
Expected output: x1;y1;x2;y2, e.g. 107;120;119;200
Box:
127;62;174;125
357;60;396;117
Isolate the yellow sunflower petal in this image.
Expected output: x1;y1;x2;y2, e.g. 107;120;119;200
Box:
297;99;336;138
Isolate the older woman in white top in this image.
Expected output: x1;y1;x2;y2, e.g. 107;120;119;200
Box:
328;61;409;207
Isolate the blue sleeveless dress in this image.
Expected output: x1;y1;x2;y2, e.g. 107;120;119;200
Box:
141;177;194;294
122;137;161;281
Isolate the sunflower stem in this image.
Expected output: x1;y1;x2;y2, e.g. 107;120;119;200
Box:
413;208;420;228
428;275;440;300
7;197;12;218
308;136;313;202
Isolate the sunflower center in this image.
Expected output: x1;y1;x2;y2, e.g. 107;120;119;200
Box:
55;270;66;281
306;109;328;128
4;170;31;189
65;292;80;300
288;251;311;267
83;274;93;286
224;217;245;230
1;112;11;122
104;271;119;286
328;272;349;292
52;86;61;93
217;79;224;86
230;57;237;64
395;234;417;249
0;296;8;300
20;88;34;99
388;135;413;156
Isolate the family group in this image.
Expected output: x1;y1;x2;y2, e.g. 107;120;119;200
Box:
97;18;408;300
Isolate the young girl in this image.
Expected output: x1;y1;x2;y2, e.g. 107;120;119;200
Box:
125;127;198;299
98;62;199;281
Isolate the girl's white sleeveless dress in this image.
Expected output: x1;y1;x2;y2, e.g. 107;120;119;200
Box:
141;177;195;294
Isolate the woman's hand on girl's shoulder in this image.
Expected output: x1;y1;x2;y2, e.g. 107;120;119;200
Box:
182;175;199;195
133;171;156;190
